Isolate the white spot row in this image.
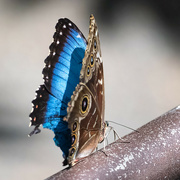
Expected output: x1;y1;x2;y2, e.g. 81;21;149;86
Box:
76;34;81;38
98;79;103;85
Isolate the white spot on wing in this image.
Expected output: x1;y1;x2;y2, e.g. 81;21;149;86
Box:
96;51;100;59
29;122;32;127
63;24;66;28
30;107;34;113
98;79;103;85
76;34;81;38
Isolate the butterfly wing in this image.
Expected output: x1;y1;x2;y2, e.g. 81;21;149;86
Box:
29;18;87;158
66;15;105;165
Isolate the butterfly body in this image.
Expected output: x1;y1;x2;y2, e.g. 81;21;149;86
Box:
29;15;105;166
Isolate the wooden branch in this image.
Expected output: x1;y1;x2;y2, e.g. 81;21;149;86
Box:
46;106;180;180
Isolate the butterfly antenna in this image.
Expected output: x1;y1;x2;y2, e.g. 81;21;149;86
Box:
107;120;139;133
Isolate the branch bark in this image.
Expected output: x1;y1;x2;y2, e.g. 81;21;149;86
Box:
46;106;180;180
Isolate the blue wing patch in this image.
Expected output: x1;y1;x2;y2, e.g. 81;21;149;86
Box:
29;18;87;158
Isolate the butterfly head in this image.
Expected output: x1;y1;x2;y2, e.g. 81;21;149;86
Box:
105;121;109;127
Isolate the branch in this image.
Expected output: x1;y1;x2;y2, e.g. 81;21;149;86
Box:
46;106;180;180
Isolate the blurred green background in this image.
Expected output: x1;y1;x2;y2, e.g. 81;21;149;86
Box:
0;0;180;179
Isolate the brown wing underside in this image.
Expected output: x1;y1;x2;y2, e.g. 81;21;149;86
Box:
65;15;105;166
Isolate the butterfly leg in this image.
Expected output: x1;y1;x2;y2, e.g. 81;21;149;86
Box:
113;128;121;141
103;137;106;150
111;128;130;144
104;125;129;143
106;136;109;146
96;147;98;152
110;127;130;143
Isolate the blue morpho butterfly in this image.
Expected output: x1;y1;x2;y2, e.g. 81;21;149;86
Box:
29;14;107;166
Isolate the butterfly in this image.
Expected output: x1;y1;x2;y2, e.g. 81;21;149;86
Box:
29;14;106;166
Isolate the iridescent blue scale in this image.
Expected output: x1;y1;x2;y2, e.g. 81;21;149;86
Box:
29;18;87;159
